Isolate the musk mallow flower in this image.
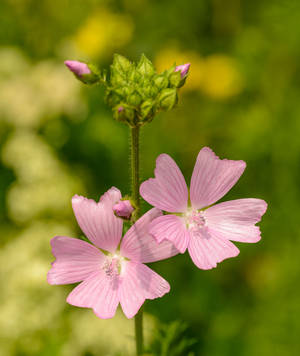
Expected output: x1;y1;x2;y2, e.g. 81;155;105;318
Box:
47;187;178;319
140;147;267;270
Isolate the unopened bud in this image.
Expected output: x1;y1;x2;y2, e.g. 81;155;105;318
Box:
113;200;134;219
175;63;191;78
64;60;100;84
158;88;178;110
136;54;155;76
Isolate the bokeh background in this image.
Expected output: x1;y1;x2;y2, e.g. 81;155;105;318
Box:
0;0;299;355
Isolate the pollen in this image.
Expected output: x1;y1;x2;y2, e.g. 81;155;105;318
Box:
102;254;125;277
185;209;206;231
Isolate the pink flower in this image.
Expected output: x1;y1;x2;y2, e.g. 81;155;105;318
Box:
175;63;191;78
113;199;134;219
47;187;178;319
140;147;267;270
64;60;91;77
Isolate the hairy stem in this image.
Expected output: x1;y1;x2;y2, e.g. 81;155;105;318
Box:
130;126;143;355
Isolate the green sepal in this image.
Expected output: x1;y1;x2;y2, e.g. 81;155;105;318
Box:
153;74;169;90
169;71;182;88
136;54;155;77
112;54;133;74
128;91;142;106
105;88;122;107
77;63;101;85
113;104;135;125
158;88;178;111
140;99;154;120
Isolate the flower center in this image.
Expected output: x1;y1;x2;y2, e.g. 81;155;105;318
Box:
102;254;125;278
185;209;206;231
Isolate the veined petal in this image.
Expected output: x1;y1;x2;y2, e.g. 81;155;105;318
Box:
188;227;240;270
190;147;246;209
149;215;190;253
205;198;267;243
119;262;170;319
121;208;179;263
47;236;104;285
140;154;188;212
72;187;123;252
67;270;120;319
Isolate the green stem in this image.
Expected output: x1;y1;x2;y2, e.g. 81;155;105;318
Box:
130;126;143;355
131;126;140;220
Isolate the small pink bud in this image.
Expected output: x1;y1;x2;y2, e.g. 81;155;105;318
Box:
175;63;191;78
64;60;91;77
113;200;134;219
118;106;124;113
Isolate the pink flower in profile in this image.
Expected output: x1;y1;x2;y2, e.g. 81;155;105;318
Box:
48;188;178;319
140;147;267;270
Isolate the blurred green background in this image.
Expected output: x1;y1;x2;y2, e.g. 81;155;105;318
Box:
0;0;299;355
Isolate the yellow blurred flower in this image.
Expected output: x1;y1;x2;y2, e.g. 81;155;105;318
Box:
155;47;204;91
155;48;243;99
201;54;243;99
75;9;134;58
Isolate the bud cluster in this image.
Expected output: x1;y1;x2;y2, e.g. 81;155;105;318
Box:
65;54;190;127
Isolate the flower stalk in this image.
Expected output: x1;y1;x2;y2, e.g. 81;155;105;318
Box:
130;125;144;355
131;126;140;221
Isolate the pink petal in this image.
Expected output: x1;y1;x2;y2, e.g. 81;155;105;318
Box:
175;63;191;78
64;60;91;76
205;198;267;243
119;262;170;318
121;208;179;263
188;227;240;270
47;236;104;285
140;154;188;212
190;147;246;209
72;187;123;252
67;270;120;319
149;214;190;253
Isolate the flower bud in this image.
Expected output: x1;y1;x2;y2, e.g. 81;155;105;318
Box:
113;200;134;220
153;74;169;90
140;99;154;121
113;104;135;125
64;60;100;84
175;63;191;78
158;88;178;111
118;106;124;113
136;54;155;77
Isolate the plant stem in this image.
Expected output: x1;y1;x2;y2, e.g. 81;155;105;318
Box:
131;126;140;221
135;306;144;356
130;126;143;355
